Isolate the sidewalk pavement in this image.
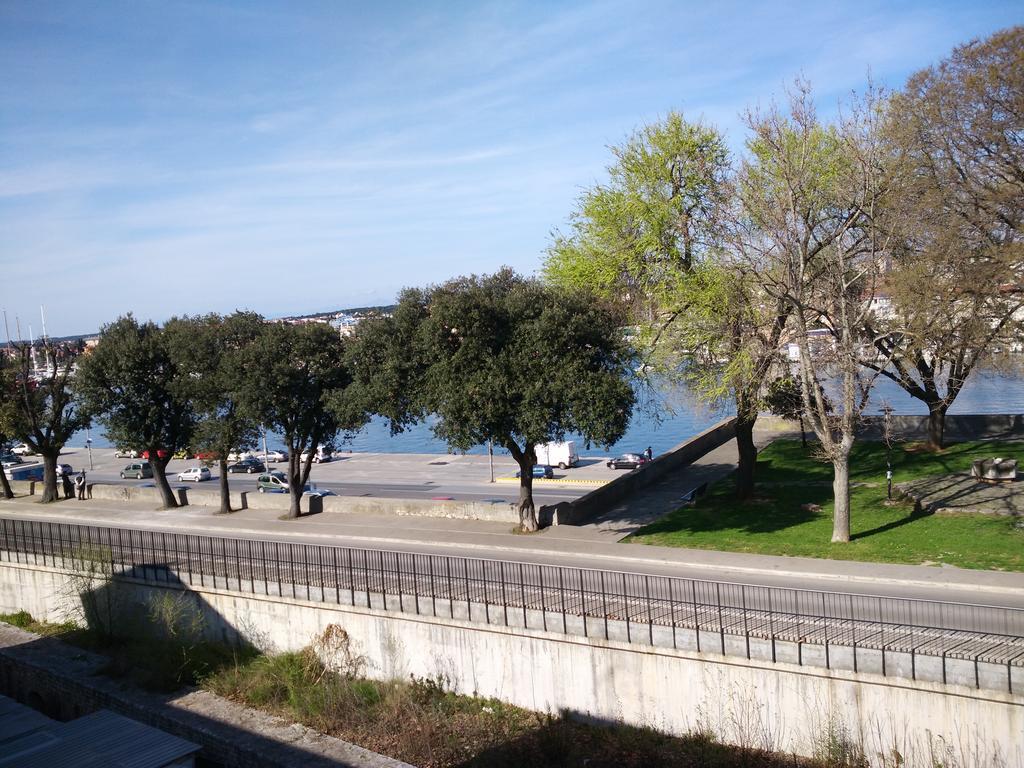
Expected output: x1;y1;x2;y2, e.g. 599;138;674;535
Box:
3;433;1023;604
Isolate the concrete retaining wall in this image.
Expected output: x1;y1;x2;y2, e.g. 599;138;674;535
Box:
563;417;737;524
9;479;521;523
2;560;1018;767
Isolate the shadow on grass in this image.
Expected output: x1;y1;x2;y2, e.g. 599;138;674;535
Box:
849;506;933;541
632;461;827;539
455;712;816;768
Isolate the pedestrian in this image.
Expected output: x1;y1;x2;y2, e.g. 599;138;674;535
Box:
644;446;653;462
61;472;74;499
75;471;87;500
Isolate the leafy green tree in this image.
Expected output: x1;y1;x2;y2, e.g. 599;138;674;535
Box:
645;261;789;498
76;316;196;508
347;270;635;531
164;312;265;513
236;321;363;519
865;26;1024;449
544;113;787;499
545;112;729;321
3;339;90;502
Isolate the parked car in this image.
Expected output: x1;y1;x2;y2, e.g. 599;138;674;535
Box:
227;450;253;462
173;449;193;460
0;454;23;469
515;464;554;479
11;443;35;456
256;472;289;493
141;449;169;460
300;446;333;463
606;453;649;470
56;463;73;476
263;450;288;463
303;486;335;497
194;450;221;461
227;458;266;474
120;461;153;479
177;466;211;482
114;448;139;458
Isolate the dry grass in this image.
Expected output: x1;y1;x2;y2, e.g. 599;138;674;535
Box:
203;646;822;768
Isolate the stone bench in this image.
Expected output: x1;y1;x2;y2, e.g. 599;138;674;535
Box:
970;458;1018;482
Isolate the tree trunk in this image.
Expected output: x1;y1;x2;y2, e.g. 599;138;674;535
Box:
286;454;302;519
926;400;948;451
151;455;179;508
0;465;12;499
217;457;232;514
41;453;59;503
517;461;537;532
798;414;807;448
734;416;757;500
831;457;851;543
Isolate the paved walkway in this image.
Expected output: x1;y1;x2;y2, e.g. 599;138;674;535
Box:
4;433;1023;607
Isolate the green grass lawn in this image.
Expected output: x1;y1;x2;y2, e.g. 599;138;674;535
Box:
628;439;1024;572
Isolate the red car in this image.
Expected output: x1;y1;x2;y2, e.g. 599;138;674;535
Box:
141;449;169;460
194;450;221;460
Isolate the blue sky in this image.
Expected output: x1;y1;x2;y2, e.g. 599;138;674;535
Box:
1;1;1021;336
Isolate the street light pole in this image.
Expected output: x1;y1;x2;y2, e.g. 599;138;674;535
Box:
883;405;894;500
85;427;94;471
488;440;494;483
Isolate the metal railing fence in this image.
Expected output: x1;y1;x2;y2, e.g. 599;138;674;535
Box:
1;517;1022;691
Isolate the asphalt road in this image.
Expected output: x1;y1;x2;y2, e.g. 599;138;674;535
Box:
26;448;605;505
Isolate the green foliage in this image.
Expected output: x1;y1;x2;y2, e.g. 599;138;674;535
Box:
348;269;635;529
164;312;265;460
629;440;1024;571
77;316;196;458
544;112;730;310
1;340;90;501
349;269;635;456
236;321;365;514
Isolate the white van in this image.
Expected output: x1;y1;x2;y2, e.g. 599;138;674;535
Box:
534;441;579;469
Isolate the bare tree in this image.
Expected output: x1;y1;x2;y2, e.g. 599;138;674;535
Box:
738;83;899;542
864;27;1024;449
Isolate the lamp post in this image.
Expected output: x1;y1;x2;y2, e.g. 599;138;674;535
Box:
882;405;894;500
85;427;94;471
488;439;494;483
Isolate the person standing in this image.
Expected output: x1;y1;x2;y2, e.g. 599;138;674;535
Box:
75;471;87;500
644;446;653;462
62;472;74;499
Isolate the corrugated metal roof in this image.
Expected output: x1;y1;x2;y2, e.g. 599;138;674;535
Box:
0;695;199;768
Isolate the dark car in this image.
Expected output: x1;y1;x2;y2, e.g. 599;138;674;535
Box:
514;464;555;479
606;453;650;470
228;458;266;474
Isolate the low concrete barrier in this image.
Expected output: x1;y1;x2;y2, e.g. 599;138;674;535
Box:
41;481;523;523
559;417;737;525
